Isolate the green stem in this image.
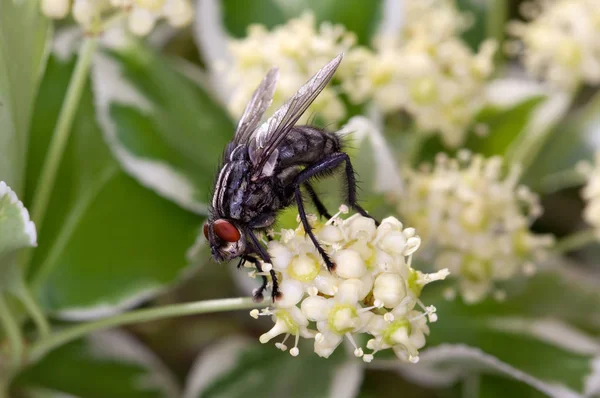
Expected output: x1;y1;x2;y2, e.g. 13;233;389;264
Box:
16;285;50;338
487;0;507;66
0;295;24;369
28;37;98;260
29;297;263;363
554;229;597;254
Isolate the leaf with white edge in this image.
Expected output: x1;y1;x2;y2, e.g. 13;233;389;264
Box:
525;90;600;186
0;0;51;194
27;51;204;318
92;42;234;214
396;344;587;398
183;337;364;398
0;181;37;259
408;270;600;397
15;330;180;398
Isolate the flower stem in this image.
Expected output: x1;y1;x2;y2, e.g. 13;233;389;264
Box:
487;0;507;65
28;37;98;259
28;297;264;363
16;285;50;338
554;229;597;254
0;295;24;369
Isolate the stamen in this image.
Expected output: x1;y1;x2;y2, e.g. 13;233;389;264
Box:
325;205;349;226
250;309;259;319
275;333;291;351
307;286;319;296
408;355;420;363
359;300;384;313
384;312;395;322
289;334;300;356
345;333;363;357
262;263;273;272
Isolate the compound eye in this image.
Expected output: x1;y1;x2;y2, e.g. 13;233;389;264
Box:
214;219;241;242
203;223;210;240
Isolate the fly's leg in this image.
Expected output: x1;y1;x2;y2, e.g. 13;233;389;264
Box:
294;187;336;270
303;182;332;219
246;230;281;302
339;153;378;224
292;152;378;271
241;255;269;302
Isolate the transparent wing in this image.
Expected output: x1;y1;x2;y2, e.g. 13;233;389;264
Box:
224;68;279;159
249;54;343;177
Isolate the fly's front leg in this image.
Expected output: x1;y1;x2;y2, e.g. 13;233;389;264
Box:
240;255;268;302
246;230;281;301
303;182;332;219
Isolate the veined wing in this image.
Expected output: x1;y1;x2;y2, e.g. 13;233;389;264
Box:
248;54;343;178
224;67;279;160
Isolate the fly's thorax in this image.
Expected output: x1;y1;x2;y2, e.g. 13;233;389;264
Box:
212;160;251;219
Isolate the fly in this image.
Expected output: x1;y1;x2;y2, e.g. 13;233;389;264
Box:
204;54;374;301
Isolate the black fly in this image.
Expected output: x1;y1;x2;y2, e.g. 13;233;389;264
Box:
204;54;373;302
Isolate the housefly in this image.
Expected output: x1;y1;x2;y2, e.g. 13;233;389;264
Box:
204;54;372;301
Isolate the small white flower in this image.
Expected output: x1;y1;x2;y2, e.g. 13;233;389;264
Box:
398;152;554;303
41;0;70;18
250;210;448;362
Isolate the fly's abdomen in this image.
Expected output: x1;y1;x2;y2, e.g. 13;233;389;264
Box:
277;126;341;168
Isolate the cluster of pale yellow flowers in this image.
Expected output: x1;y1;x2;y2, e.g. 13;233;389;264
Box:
398;152;554;303
225;13;355;126
226;2;496;147
344;1;497;148
508;0;600;91
248;208;448;362
41;0;193;36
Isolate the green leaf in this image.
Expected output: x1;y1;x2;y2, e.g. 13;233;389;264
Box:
304;0;383;46
456;0;489;52
184;337;363;398
221;0;287;37
0;0;51;195
15;330;180;398
416;268;600;396
93;42;234;214
220;0;383;45
0;181;36;260
525;90;600;185
466;96;546;157
477;375;547;398
28;52;203;317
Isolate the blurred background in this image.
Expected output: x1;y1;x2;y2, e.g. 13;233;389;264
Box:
2;0;600;397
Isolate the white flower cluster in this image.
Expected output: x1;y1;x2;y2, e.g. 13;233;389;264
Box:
41;0;193;36
580;153;600;237
225;12;356;126
344;0;497;147
398;152;554;304
508;0;600;91
249;208;448;362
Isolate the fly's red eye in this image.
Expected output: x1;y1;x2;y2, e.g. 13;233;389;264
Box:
203;223;209;240
214;219;241;242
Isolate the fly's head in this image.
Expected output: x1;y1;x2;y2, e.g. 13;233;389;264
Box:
204;218;246;262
